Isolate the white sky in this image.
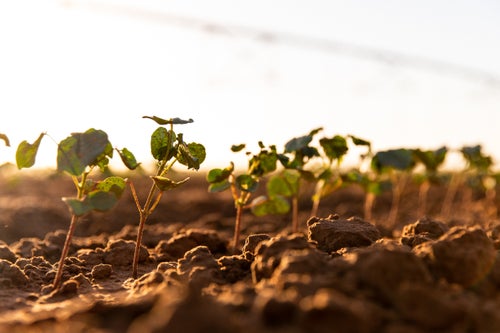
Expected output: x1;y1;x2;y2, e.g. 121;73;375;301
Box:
1;0;500;171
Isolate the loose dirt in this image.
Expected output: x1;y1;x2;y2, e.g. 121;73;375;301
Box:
0;169;499;332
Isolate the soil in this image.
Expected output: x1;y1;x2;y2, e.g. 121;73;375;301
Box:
0;168;500;333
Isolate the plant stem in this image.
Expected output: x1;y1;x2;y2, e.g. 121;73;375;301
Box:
52;173;88;290
233;204;243;252
387;174;406;228
441;173;461;220
131;181;158;279
418;180;431;217
52;214;79;290
364;192;375;221
292;196;299;233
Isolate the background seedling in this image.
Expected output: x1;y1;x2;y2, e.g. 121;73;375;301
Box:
128;116;205;279
16;129;131;290
309;133;351;218
412;146;448;216
371;148;416;227
251;129;321;233
207;142;279;251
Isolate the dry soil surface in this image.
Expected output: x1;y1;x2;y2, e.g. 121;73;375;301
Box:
0;169;499;333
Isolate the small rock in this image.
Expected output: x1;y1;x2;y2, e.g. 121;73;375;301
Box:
91;263;113;279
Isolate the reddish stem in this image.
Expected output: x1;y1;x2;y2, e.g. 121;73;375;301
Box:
52;214;79;290
232;204;243;252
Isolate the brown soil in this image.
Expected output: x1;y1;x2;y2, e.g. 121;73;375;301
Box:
0;169;499;333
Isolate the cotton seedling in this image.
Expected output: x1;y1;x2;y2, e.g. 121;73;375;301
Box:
207;142;280;251
127;116;205;278
16;129;135;290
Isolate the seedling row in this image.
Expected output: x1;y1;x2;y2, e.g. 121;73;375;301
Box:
0;118;498;290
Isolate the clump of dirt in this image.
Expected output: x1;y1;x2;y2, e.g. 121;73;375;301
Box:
0;171;499;332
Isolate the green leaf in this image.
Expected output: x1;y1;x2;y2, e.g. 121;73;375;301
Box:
62;197;94;217
284;127;322;153
143;116;194;125
460;145;493;171
251;195;290;216
236;174;259;193
231;144;246;152
151;176;190;191
371;149;415;173
95;176;127;197
208;180;231;193
285;135;313;153
0;134;10;147
57;129;111;176
88;191;119;212
267;170;300;197
413;147;447;172
178;142;206;170
349;135;371;148
117;148;140;170
320;135;348;162
248;149;278;177
150;127;176;161
207;163;234;183
16;133;45;169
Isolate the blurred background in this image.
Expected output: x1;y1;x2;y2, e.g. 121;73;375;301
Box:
1;0;499;171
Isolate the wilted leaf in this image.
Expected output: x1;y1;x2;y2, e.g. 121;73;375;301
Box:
118;148;140;170
16;132;45;169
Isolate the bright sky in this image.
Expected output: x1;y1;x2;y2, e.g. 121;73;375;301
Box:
1;0;500;172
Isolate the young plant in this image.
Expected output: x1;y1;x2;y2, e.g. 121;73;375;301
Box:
255;129;321;232
207;142;279;251
16;129;132;290
341;136;379;221
307;134;347;218
128;116;205;279
440;145;493;219
371;148;415;227
412;146;448;217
